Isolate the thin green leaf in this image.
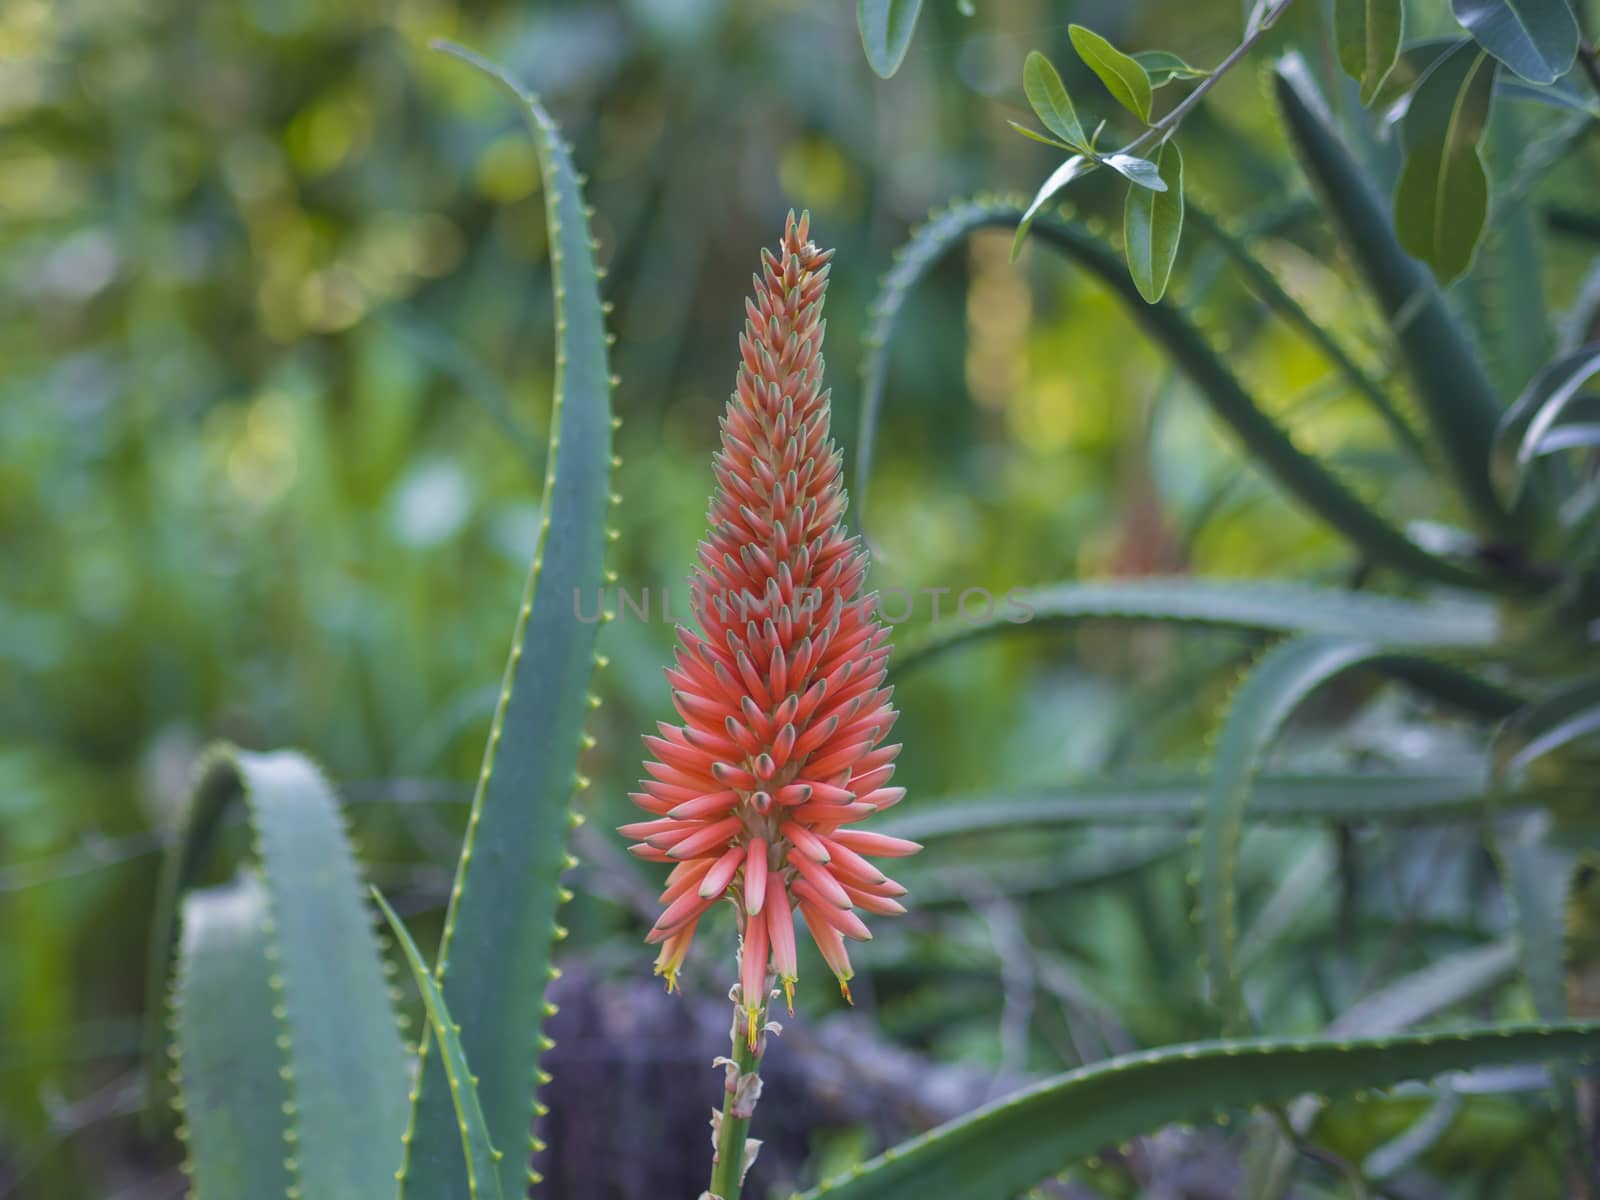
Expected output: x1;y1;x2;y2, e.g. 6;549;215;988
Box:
1452;0;1578;84
1134;50;1210;87
1331;939;1520;1035
877;772;1544;842
858;0;925;78
145;747;410;1200
1370;37;1463;110
1104;151;1167;191
1023;51;1087;149
1492;343;1600;503
795;1023;1600;1200
1274;57;1523;543
860;196;1492;588
1069;24;1154;122
894;579;1499;674
1336;0;1405;104
1006;120;1075;150
1124;141;1183;301
400;42;614;1200
1395;42;1498;284
374;890;505;1200
1493;676;1600;779
1012;155;1092;258
172;875;296;1200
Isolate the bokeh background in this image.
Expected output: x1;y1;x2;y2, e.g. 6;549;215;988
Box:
5;1;1597;1196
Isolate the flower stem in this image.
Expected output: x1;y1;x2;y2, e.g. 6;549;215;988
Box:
707;995;767;1200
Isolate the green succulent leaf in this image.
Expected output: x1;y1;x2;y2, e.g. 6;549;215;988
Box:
374;890;506;1200
893;579;1499;674
1023;51;1087;149
1492;343;1600;503
146;747;410;1200
400;43;614;1200
1069;24;1154;122
172;875;296;1200
1394;41;1498;285
858;0;924;78
1451;0;1578;84
1273;57;1521;543
1336;0;1405;104
1124;141;1183;301
794;1023;1600;1200
1198;637;1523;1034
1134;49;1210;87
861;196;1492;589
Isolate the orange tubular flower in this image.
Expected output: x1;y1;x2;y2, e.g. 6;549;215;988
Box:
622;213;918;1038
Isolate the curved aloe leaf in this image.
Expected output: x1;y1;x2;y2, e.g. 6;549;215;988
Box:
1199;636;1525;1033
855;196;1490;589
375;890;505;1200
171;875;295;1200
876;771;1544;841
145;746;410;1199
1186;202;1425;458
858;0;924;78
794;1022;1600;1200
893;578;1499;673
399;43;614;1200
1274;57;1522;543
1492;343;1600;503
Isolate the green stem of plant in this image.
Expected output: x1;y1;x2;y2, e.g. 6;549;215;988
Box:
708;996;767;1200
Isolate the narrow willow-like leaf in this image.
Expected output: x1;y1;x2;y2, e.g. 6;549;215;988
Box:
374;890;505;1200
1198;638;1524;1033
1492;343;1600;503
856;196;1490;588
1104;151;1167;191
877;772;1543;841
858;0;924;78
794;1023;1600;1200
1451;0;1578;84
1124;142;1183;302
1069;24;1153;121
172;875;295;1200
1336;0;1405;105
1134;50;1209;87
400;43;614;1200
1186;203;1424;457
1395;43;1497;284
1012;155;1091;257
893;579;1499;673
145;747;410;1200
1023;51;1087;149
1274;57;1521;543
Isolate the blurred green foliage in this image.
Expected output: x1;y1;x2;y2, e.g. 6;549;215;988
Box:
5;0;1600;1196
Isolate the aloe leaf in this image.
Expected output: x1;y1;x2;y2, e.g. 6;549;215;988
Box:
1336;0;1405;105
1331;939;1520;1034
893;579;1499;674
858;0;924;78
145;747;410;1199
795;1022;1600;1200
1273;57;1521;542
374;890;505;1200
1198;636;1525;1034
876;772;1541;841
857;196;1491;589
1451;0;1578;84
171;875;296;1200
1069;24;1153;122
1492;343;1600;504
1394;43;1497;285
1023;51;1087;149
1185;202;1424;457
1494;677;1600;778
399;43;614;1200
